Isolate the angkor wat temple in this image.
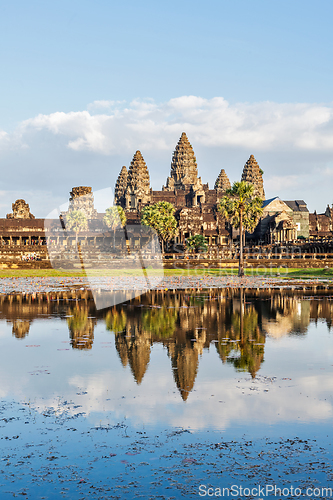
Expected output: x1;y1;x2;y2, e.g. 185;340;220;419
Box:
114;132;266;246
113;132;332;245
0;132;333;261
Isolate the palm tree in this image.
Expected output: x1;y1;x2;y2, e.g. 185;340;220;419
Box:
104;206;127;248
65;210;88;271
186;234;208;253
219;181;263;277
65;210;88;245
141;201;177;253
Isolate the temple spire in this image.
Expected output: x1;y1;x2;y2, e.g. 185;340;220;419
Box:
114;166;128;206
215;169;231;193
241;155;265;200
163;132;199;190
125;151;151;210
127;151;150;193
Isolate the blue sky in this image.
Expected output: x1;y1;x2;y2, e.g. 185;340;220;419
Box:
0;0;333;215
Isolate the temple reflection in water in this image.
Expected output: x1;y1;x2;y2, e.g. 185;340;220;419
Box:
0;287;332;400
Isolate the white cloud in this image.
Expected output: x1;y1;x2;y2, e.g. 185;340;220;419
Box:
1;364;332;430
9;97;333;155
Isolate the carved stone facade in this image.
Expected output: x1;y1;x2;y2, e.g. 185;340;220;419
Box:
7;199;35;220
254;197;308;242
284;200;309;239
309;205;333;239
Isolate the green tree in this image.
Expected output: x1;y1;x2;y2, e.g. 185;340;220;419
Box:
186;234;208;253
66;210;88;245
141;201;177;253
219;181;263;277
65;210;88;272
104;205;127;248
141;307;177;338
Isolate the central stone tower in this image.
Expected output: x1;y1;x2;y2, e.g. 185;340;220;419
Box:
163;132;201;191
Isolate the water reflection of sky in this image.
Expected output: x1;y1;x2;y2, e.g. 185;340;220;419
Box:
0;289;333;434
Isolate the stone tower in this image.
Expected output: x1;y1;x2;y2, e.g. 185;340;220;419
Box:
215;169;231;199
6;199;35;219
125;151;151;210
163;132;200;191
114;166;128;206
68;186;98;219
241;155;265;200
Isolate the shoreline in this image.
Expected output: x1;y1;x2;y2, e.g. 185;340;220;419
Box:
0;274;332;295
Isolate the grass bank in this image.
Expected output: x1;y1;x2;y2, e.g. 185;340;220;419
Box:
0;267;333;279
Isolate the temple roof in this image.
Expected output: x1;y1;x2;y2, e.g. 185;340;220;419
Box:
283;200;308;212
262;197;279;208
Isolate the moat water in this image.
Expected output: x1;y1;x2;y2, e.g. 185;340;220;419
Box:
0;288;333;499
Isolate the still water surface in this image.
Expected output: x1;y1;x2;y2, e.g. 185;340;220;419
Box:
0;288;333;498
